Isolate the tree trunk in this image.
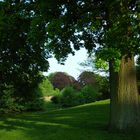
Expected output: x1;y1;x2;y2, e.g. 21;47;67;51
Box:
109;55;139;131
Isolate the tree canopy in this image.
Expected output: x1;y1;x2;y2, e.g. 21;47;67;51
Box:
0;0;49;93
0;0;140;131
48;72;75;90
33;0;140;64
0;0;49;112
34;0;140;131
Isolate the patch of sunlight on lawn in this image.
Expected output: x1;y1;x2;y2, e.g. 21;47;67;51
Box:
35;122;72;128
0;99;140;140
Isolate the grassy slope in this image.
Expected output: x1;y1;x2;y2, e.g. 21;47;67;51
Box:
0;100;139;140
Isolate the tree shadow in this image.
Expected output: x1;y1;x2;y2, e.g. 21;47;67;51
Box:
0;102;139;140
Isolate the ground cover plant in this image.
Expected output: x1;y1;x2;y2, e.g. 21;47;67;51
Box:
0;100;140;140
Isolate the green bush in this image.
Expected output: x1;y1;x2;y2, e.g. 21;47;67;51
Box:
51;95;61;104
95;75;110;99
60;87;84;107
21;88;44;111
0;84;45;113
0;85;24;113
38;77;60;96
51;86;85;107
77;71;110;100
51;86;100;107
81;85;99;103
23;99;44;111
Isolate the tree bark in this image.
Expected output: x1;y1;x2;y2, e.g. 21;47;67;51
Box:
109;55;139;131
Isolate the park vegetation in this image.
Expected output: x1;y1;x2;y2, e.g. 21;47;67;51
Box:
49;71;109;107
0;0;140;133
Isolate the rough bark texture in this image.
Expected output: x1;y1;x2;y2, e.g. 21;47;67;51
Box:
109;56;139;131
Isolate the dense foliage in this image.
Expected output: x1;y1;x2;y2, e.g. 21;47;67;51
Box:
0;0;140;131
78;71;98;87
0;0;49;112
38;77;60;96
78;71;110;99
81;85;99;103
30;0;139;62
36;0;140;130
0;84;44;113
48;72;75;90
51;85;103;107
59;86;84;107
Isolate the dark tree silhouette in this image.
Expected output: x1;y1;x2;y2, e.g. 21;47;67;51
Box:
48;72;75;90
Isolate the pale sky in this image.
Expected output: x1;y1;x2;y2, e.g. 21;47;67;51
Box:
44;48;89;79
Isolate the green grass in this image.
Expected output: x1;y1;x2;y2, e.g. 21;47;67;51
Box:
0;100;140;140
43;101;62;112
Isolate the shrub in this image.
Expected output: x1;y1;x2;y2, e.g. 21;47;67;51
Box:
78;71;110;100
0;84;44;113
81;85;99;103
95;75;110;99
51;86;84;107
38;77;60;96
0;85;24;113
60;87;84;107
51;86;100;107
22;88;44;111
23;98;44;111
51;95;61;104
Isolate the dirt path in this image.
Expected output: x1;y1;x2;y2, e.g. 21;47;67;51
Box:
44;96;52;101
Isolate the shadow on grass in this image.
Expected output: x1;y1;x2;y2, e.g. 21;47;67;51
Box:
0;101;139;140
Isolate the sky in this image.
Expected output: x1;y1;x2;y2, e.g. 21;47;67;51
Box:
44;48;89;79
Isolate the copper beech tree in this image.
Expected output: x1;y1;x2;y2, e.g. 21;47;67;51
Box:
48;72;75;90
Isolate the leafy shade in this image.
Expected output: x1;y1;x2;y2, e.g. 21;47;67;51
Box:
0;1;49;95
34;0;140;63
0;0;51;112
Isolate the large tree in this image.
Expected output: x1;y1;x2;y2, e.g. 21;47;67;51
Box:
0;0;49;100
34;0;140;131
1;0;140;130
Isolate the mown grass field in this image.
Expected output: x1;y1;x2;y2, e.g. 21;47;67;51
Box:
0;100;140;140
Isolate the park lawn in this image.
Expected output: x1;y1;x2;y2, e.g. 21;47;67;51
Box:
0;100;139;140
